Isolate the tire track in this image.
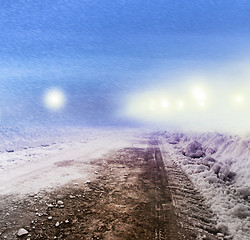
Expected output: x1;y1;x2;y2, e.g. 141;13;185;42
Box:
156;140;222;240
0;137;223;240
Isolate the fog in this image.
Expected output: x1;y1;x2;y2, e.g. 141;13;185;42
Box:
0;1;249;134
123;60;250;134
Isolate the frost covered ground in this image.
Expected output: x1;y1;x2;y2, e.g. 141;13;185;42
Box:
160;131;250;240
0;126;249;239
0;126;144;195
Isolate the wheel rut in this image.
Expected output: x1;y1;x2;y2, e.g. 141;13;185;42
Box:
157;140;221;240
1;139;220;240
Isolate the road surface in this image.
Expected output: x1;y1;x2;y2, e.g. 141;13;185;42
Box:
0;135;220;239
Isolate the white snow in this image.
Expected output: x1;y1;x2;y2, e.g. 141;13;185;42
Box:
1;126;249;239
160;131;250;240
0;127;145;196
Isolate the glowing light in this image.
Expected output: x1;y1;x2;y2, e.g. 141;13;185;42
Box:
161;100;169;109
122;79;250;133
148;100;157;111
192;86;206;101
44;89;66;110
177;101;184;109
124;91;172;121
199;101;205;107
236;96;243;103
191;85;208;108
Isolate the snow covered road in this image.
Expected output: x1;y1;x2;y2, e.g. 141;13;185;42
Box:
1;134;221;239
0;129;249;239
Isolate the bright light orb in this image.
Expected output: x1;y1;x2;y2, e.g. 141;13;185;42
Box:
44;89;66;110
161;100;169;109
236;96;243;103
192;86;206;101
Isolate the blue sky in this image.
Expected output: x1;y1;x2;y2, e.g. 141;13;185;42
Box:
1;0;250;127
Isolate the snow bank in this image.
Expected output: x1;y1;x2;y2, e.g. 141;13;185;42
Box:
160;131;250;240
0;126;144;195
0;125;94;152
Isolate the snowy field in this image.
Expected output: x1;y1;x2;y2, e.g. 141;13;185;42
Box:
0;126;144;195
160;131;250;240
0;126;249;239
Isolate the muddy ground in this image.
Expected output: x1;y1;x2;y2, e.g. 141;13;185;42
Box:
0;142;221;240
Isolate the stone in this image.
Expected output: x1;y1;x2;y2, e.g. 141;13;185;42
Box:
57;200;64;205
17;228;28;237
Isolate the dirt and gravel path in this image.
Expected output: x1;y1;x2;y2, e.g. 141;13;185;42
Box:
0;137;220;239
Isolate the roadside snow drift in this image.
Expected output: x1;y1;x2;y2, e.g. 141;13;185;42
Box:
160;131;250;240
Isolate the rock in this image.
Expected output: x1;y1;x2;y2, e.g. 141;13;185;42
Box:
217;233;224;237
55;222;60;227
6;149;14;153
17;228;28;237
65;219;69;223
57;200;64;205
48;216;53;220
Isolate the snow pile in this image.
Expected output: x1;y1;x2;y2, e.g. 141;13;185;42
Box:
160;131;250;240
184;141;204;158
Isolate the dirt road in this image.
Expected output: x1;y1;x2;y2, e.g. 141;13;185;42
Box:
0;137;220;239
